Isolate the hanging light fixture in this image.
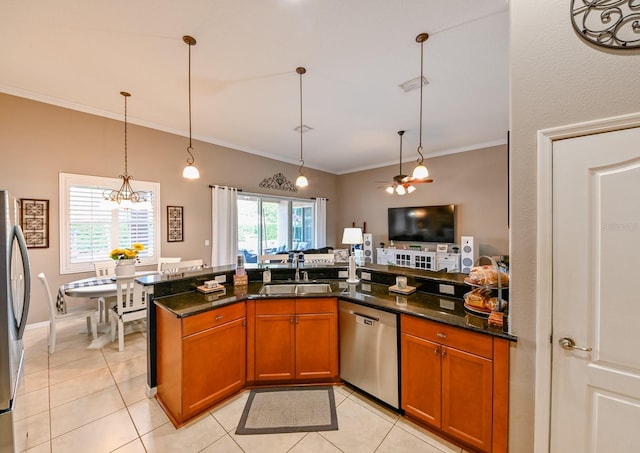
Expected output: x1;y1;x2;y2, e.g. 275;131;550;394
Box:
385;131;416;195
103;92;148;207
409;32;434;183
295;66;308;188
182;35;200;179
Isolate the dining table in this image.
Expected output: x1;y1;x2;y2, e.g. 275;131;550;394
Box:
58;271;157;349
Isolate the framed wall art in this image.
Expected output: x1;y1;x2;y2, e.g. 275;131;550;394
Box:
20;198;49;248
167;205;184;242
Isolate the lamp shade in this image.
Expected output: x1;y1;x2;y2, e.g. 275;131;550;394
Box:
342;227;363;245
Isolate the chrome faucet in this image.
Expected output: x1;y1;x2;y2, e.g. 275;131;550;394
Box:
293;253;301;281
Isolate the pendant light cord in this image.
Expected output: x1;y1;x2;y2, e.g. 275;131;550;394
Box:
297;67;306;174
298;71;304;173
124;94;128;174
417;37;425;165
186;39;195;165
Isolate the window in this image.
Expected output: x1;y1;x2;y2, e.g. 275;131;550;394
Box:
237;194;316;263
59;173;160;274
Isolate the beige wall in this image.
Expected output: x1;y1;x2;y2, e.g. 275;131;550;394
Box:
510;3;640;451
0;93;340;324
336;145;508;257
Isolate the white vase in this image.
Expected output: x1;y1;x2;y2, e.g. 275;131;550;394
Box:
115;260;135;277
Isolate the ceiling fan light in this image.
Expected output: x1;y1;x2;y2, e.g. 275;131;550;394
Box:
396;185;406;195
385;186;394;194
183;164;200;179
296;174;308;188
407;184;416;194
412;163;429;179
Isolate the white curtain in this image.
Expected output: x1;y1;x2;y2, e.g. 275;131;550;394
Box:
314;197;327;248
211;185;238;267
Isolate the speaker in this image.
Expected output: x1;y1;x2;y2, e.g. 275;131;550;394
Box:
460;236;478;274
363;233;374;264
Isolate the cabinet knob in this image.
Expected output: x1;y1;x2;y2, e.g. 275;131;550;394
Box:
215;315;223;321
441;349;447;359
437;332;447;339
434;346;440;355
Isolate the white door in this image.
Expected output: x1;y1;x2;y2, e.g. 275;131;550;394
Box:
551;127;640;452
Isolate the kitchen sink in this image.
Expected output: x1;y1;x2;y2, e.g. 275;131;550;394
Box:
259;282;333;296
294;283;332;295
259;284;297;295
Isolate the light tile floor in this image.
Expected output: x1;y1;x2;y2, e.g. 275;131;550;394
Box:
15;319;470;453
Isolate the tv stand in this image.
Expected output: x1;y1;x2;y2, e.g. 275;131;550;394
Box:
376;248;460;272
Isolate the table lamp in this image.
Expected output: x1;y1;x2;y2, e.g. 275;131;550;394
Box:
342;227;363;283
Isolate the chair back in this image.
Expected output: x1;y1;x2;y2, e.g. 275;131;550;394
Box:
114;276;147;316
304;253;335;264
160;259;203;273
94;261;116;278
257;254;289;263
157;257;181;272
37;272;56;320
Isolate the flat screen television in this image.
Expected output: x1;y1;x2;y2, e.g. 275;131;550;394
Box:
388;204;456;243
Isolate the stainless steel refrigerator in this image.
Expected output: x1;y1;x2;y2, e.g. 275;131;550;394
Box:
0;191;31;453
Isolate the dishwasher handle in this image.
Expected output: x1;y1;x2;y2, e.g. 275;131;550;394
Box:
353;312;379;327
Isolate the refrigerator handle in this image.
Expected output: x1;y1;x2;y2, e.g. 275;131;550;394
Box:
11;224;31;340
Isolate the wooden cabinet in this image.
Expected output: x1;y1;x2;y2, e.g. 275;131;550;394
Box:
401;314;508;453
253;297;338;383
156;302;246;426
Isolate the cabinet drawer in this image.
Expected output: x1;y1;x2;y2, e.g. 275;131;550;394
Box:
183;303;246;337
401;314;493;359
255;299;295;315
296;297;336;315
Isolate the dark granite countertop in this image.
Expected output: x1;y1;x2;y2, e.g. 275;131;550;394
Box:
153;277;516;342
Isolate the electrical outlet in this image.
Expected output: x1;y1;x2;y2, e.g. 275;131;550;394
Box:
439;284;455;295
338;270;348;278
214;275;226;283
205;239;210;246
361;271;371;281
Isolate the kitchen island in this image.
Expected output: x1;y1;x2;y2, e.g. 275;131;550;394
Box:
138;263;516;452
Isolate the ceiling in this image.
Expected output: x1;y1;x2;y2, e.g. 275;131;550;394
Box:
0;0;509;175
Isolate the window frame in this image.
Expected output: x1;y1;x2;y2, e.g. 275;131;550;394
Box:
59;172;161;274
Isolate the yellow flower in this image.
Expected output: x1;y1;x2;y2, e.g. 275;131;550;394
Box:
110;244;144;260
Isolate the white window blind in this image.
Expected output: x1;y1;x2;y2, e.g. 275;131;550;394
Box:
60;173;160;274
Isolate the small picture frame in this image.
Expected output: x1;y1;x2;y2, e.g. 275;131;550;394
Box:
20;198;49;248
436;243;449;253
167;206;184;242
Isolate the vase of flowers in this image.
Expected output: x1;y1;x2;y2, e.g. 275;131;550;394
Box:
110;243;145;277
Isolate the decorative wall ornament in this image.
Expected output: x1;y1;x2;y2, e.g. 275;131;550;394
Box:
259;172;298;192
167;206;184;242
20;198;49;248
571;0;640;49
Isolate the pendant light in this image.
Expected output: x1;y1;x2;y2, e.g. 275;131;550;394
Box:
295;66;308;188
182;35;200;179
411;32;432;181
385;130;416;195
103;92;148;207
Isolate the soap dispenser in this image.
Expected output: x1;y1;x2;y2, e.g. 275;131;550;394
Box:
263;266;271;283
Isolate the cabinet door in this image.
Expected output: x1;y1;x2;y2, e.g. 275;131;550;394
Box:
295;312;338;380
401;332;441;428
182;317;246;418
254;314;295;381
441;346;493;452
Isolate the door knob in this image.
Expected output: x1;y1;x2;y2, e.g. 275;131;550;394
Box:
559;337;592;352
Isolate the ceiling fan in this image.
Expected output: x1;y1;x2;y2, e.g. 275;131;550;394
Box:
382;130;433;195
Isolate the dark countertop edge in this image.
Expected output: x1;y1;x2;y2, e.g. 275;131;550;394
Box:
153;280;517;342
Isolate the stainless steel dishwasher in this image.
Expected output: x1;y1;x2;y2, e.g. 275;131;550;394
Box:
339;300;399;409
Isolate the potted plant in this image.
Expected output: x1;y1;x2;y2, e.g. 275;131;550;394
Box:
110;243;145;276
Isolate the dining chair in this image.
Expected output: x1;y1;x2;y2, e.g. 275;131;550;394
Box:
93;260;117;323
157;257;181;272
160;258;203;273
38;273;97;353
110;276;147;352
303;253;335;264
257;254;289;263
